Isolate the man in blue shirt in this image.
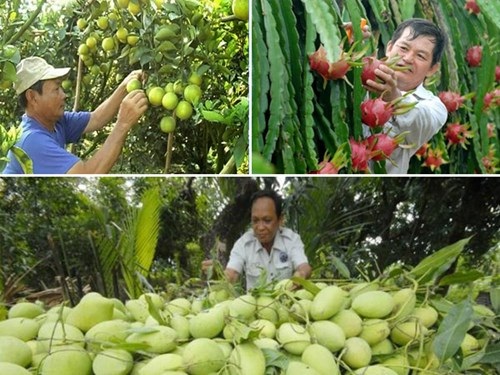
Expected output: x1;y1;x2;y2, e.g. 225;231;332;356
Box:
2;56;148;174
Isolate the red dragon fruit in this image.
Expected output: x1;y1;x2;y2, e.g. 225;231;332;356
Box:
361;56;384;85
310;144;349;174
483;89;500;111
360;55;408;86
481;146;499;173
422;148;448;171
464;0;480;14
444;123;473;147
487;123;496;138
365;132;408;161
314;161;339;174
361;98;393;128
438;91;465;112
349;138;371;172
496;66;500;82
415;143;429;159
309;46;351;81
466;45;482;67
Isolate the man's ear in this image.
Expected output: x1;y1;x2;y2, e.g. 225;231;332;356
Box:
25;89;37;104
427;62;440;77
279;215;285;226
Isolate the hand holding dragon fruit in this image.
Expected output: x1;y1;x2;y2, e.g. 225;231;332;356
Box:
361;94;417;128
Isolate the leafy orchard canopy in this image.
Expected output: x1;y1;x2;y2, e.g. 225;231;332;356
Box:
0;0;249;174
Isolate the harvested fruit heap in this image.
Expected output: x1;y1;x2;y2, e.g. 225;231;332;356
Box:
0;242;498;375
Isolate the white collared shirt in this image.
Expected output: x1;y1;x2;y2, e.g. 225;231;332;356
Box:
363;83;447;174
226;227;309;290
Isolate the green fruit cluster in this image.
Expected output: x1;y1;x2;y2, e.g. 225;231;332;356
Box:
0;278;494;375
147;72;203;133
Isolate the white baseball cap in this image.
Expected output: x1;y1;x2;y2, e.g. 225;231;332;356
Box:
14;56;70;95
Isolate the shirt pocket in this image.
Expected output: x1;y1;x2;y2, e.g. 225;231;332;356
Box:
274;261;293;281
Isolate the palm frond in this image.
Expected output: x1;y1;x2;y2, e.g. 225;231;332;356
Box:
134;188;161;276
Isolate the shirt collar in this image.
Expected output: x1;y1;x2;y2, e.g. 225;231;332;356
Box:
253;228;285;252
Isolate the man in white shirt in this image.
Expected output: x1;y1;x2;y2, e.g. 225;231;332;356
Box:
203;190;312;291
364;18;448;173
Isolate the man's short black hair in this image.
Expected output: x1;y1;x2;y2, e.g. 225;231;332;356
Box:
250;189;283;217
18;80;44;110
391;18;447;66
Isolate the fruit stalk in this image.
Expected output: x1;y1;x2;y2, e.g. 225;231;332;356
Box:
165;132;174;173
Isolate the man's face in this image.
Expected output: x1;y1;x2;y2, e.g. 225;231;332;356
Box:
251;197;282;248
386;27;440;92
30;79;67;121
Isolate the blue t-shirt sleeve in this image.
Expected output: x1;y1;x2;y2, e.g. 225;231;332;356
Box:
23;131;81;174
61;111;91;143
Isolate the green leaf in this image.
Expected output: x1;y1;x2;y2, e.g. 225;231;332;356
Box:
410;237;471;284
145;294;167;325
262;348;289;370
3;61;17;82
432;299;474;364
490;287;500;314
331;256;350;279
233;135;247;169
135;188;161;276
201;110;227;124
126;325;160;334
10;146;33;174
290;276;321;295
480;342;500;364
438;270;484;286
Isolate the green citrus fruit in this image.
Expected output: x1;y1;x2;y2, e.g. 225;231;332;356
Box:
117;0;129;8
175;100;193;120
126;78;142;93
77;18;87;30
90;65;100;75
128;1;141;15
83;57;94;67
3;45;18;59
232;0;249;21
86;36;97;49
173;80;184;95
78;44;90;56
148;86;165;106
164;82;174;93
162;92;179;110
160;116;176;133
116;27;128;43
183;84;202;105
188;72;202;86
83;75;92;85
100;62;110;73
127;35;139;46
96;16;109;30
61;80;72;90
0;80;12;90
102;37;115;52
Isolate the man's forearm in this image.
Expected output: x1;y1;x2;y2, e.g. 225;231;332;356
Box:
85;84;127;133
67;124;129;174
